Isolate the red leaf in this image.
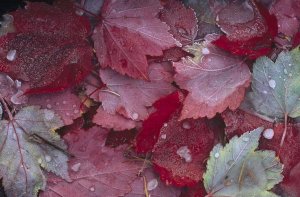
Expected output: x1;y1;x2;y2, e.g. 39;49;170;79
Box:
28;89;82;125
92;0;180;79
280;162;300;197
160;0;198;45
93;106;138;131
174;36;251;119
0;2;92;94
125;167;181;197
270;0;300;37
135;91;182;154
212;0;278;59
152;111;215;187
222;109;300;177
41;127;141;197
97;62;175;121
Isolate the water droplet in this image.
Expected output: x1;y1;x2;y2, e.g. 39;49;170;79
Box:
66;112;70;116
44;110;54;120
75;9;84;16
202;48;210;55
62;101;67;104
284;69;288;74
182;121;191;129
227;160;234;166
89;186;95;192
15;80;21;88
214;152;220;158
268;79;276;89
163;123;168;127
289;73;292;77
242;137;249;142
46;104;52;109
45;155;52;162
147;179;158;191
132;112;139;120
263;90;268;94
161;134;167;139
176;146;192;163
74;109;79;114
72;104;76;108
55;102;60;106
71;163;81;172
288;63;292;66
263;128;274;140
6;49;17;61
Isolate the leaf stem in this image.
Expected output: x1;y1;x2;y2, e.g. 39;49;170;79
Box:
280;113;288;147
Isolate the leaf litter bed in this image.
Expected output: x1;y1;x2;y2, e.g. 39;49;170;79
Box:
0;0;299;196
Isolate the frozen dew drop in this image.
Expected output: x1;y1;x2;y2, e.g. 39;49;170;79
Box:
66;112;70;116
74;109;79;114
72;104;77;108
242;137;249;142
284;69;288;74
89;186;95;192
147;179;158;191
45;155;52;162
202;47;210;55
46;104;52;109
163;123;168;127
263;128;274;140
15;80;21;88
132;112;139;120
6;49;17;61
55;102;60;106
182;121;191;129
62;100;67;104
263;90;268;94
75;9;84;16
288;63;292;66
268;79;276;89
44;110;55;120
161;134;167;139
176;146;192;163
71;163;81;172
289;73;292;77
214;152;220;158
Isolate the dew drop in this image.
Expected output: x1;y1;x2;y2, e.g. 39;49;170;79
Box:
72;104;77;108
242;137;249;142
66;112;70;116
288;63;292;66
6;49;17;61
161;134;167;139
74;109;79;114
147;179;158;191
89;186;95;192
55;102;60;106
176;146;192;163
15;80;21;88
75;9;84;16
46;104;52;109
284;69;288;74
202;48;210;55
45;155;52;162
227;160;234;166
182;121;191;129
62;100;67;104
263;90;268;94
289;73;292;77
71;163;81;172
132;112;139;120
44;110;54;120
268;79;276;89
163;123;168;127
263;128;274;140
214;152;220;158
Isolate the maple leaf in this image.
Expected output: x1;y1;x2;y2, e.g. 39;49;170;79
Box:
152;111;215;187
174;35;251;120
270;0;300;37
97;62;175;121
28;89;82;125
41;127;142;197
246;47;300;145
0;2;92;94
135;91;182;154
160;0;198;45
125;167;181;197
92;0;180;79
203;128;283;197
212;0;278;59
0;105;69;197
222;109;300;177
93;106;137;131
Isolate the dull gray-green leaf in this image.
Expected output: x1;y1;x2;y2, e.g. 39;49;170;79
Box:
0;106;69;197
246;47;300;119
203;128;283;197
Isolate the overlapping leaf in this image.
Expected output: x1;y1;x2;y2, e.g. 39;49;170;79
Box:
203;128;283;197
92;0;180;79
174;35;251;119
0;106;69;197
